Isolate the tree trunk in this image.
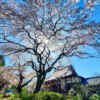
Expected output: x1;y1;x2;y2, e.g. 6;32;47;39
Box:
17;86;22;93
34;75;45;93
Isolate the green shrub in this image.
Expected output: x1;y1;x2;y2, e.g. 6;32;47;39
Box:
89;93;100;100
3;91;100;100
68;83;90;100
35;91;66;100
15;88;30;99
68;88;76;96
17;91;66;100
0;55;5;66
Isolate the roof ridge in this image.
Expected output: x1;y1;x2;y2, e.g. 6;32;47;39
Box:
56;64;73;71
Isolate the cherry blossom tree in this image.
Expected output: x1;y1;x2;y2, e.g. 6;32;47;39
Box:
12;55;35;93
0;0;100;93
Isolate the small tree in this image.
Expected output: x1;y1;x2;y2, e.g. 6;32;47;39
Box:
0;0;100;93
11;55;35;93
0;55;5;66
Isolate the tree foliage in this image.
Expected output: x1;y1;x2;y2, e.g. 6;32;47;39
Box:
0;0;100;92
0;55;5;66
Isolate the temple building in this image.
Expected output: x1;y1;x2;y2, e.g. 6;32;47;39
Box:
43;65;85;93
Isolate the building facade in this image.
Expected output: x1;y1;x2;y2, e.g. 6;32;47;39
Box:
43;65;85;93
87;77;100;86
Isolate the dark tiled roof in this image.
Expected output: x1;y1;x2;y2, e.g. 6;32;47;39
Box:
45;65;78;82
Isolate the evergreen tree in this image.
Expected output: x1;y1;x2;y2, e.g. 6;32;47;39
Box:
0;55;5;66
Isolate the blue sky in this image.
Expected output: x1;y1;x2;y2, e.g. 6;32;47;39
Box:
3;0;100;78
73;1;100;78
73;57;100;78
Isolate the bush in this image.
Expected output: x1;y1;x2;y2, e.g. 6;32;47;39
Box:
35;91;66;100
68;84;90;100
89;93;100;100
2;90;100;100
68;88;76;96
14;88;30;99
18;91;66;100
